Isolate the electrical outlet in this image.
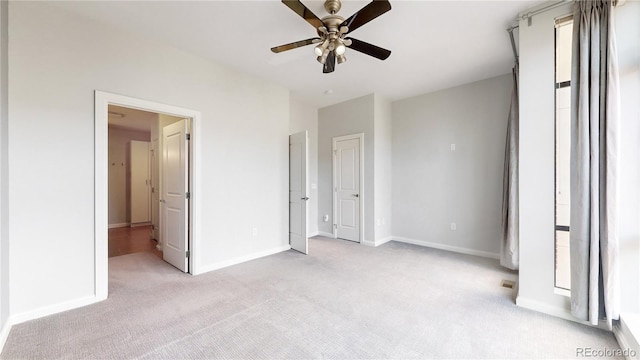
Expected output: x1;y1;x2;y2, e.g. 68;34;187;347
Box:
450;143;456;151
251;228;258;236
450;223;457;231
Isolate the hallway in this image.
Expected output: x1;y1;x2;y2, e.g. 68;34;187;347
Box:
108;225;162;259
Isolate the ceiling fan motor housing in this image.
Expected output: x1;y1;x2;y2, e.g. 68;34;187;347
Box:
318;15;345;37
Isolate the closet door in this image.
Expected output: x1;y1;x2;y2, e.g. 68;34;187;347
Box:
130;140;151;225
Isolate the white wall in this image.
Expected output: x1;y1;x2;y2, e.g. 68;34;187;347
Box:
318;94;375;240
517;2;574;315
108;127;151;226
616;0;640;316
289;98;319;236
391;74;512;256
8;1;289;317
374;95;392;242
0;0;9;347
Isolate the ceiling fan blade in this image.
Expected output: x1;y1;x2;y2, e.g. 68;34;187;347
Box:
271;38;321;53
323;52;336;73
346;38;391;60
340;0;391;34
281;0;324;30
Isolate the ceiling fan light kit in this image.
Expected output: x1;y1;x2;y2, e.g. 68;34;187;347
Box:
271;0;392;74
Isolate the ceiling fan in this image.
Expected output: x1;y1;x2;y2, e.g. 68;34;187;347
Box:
271;0;392;74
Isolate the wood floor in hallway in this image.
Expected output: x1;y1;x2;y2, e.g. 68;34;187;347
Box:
108;225;162;259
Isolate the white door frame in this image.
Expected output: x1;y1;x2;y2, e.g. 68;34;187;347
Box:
332;133;364;243
95;90;202;301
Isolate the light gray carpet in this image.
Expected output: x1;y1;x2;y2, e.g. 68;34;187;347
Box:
1;237;621;359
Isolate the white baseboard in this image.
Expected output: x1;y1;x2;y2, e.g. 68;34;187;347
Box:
308;231;320;237
516;296;611;331
0;317;11;354
108;223;129;229
614;315;640;359
130;222;151;228
10;295;100;326
317;231;335;238
392;236;500;259
195;245;291;275
362;237;393;247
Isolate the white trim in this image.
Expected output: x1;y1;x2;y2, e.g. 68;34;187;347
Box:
317;231;335;238
195;245;291;275
376;236;393;246
130;222;151;228
95;91;203;301
392;236;500;259
516;296;611;331
553;287;571;297
614;315;640;359
0;317;11;354
308;231;320;237
332;133;364;243
10;295;99;325
362;236;393;247
107;223;130;229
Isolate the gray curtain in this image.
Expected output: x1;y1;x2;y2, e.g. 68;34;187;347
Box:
570;0;620;328
501;63;519;270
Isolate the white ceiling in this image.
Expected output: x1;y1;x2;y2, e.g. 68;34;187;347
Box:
108;105;157;133
50;0;540;108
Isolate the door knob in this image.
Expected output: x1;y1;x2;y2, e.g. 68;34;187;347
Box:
301;197;309;201
353;194;359;197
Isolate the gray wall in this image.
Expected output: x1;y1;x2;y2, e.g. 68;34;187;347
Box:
289;99;319;235
391;74;512;256
374;95;392;241
0;0;9;342
318;94;375;241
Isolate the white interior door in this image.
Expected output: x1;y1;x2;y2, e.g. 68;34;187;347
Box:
289;131;308;254
130;140;151;225
161;119;189;272
334;137;360;242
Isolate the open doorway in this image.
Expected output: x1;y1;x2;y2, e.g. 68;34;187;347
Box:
107;105;184;260
95;91;202;301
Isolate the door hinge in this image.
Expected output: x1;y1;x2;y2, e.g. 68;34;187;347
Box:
186;192;191;199
186;250;190;258
186;133;191;141
333;224;337;229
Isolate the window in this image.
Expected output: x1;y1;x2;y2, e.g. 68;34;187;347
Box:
554;16;573;291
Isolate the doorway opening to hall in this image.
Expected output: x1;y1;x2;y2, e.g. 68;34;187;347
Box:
107;105;191;272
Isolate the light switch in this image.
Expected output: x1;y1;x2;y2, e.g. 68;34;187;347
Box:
311;183;317;190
